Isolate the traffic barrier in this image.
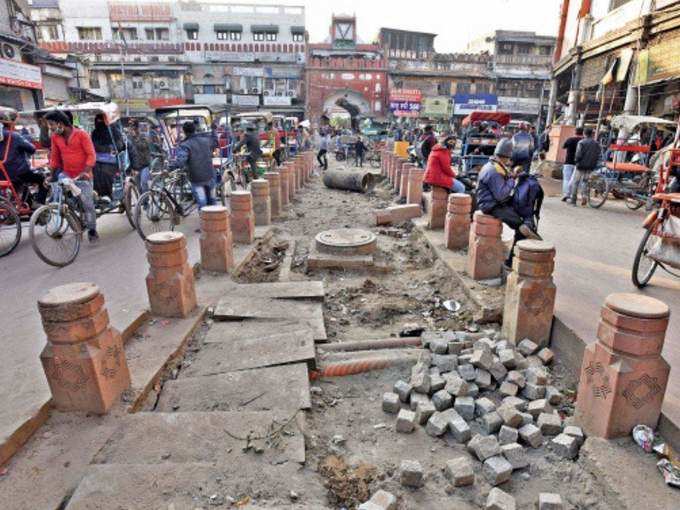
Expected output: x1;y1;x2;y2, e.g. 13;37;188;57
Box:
467;212;504;280
38;282;131;414
444;193;472;250
427;186;448;229
229;190;255;244
407;166;424;206
575;293;670;438
501;240;556;345
263;171;282;218
251;179;271;226
199;205;234;273
145;231;197;317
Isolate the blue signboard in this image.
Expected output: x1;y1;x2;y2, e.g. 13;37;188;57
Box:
453;94;498;115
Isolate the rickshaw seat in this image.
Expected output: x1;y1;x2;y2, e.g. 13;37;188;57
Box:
605;162;649;173
653;193;680;204
0;180;10;189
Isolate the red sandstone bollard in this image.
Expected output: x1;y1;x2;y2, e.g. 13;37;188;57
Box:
467;211;504;280
394;158;405;193
380;150;387;176
199;205;234;273
444;193;472;250
39;282;131;414
400;164;411;199
263;172;282;218
501;240;556;345
145;231;197;317
575;293;670;438
230;190;255;244
251;179;271;226
388;154;395;185
427;186;448;229
407;166;424;205
296;156;304;188
287;161;297;197
279;166;290;208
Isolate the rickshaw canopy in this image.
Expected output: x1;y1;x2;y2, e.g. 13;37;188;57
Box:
610;115;676;131
461;111;511;127
18;102;122;125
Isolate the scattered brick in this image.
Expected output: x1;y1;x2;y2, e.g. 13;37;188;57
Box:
483;455;513;486
525;367;549;385
506;370;526;388
545;386;563;406
519;423;544;448
415;400;436;425
454;396;476;421
359;490;397;510
445;456;475;487
394;380;412;403
432;354;458;372
411;371;432;394
409;392;429;411
444;374;469;397
537;413;562;436
448;414;472;443
430;338;449;354
475;368;493;389
498;349;517;368
486;487;516;509
537;347;555;365
499;381;519;397
468;433;501;461
396;409;417;433
527;399;551;418
538;493;564;510
426;411;449;436
382;392;401;414
522;383;546;400
498;406;524;428
471;349;495;370
551;433;579;459
501;442;529;470
475;397;497;416
400;460;424;488
498;425;519;445
489;361;508;382
563;425;585;446
482;411;503;435
502;396;527;411
517;339;539;356
458;363;477;381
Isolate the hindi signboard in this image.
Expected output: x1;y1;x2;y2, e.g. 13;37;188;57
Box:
389;89;422;118
453;93;497;115
422;96;451;118
232;94;260;107
0;58;42;90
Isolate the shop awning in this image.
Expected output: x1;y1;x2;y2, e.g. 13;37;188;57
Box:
290;26;305;34
214;23;242;32
183;23;199;31
251;24;279;33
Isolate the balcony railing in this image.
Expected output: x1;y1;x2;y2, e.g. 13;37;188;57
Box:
495;54;552;66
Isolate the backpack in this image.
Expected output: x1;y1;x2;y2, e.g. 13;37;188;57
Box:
511;131;534;165
513;173;544;227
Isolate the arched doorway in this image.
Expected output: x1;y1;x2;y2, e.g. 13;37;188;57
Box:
322;89;370;131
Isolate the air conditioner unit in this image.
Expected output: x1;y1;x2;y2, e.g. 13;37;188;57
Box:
263;90;270;96
250;88;260;94
239;88;247;94
157;80;168;89
1;43;16;60
286;91;294;97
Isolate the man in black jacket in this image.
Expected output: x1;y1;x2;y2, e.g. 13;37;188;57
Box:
570;127;601;206
169;121;217;209
234;123;262;181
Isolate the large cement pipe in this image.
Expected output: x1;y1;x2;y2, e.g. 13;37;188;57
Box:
323;168;375;193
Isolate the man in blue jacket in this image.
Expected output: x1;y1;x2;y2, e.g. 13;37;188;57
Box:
476;138;541;244
0;108;47;205
169;121;217;209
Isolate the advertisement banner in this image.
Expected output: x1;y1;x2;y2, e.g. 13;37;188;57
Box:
148;97;185;108
232;94;260;106
422;96;451;118
232;66;264;77
389;89;422;118
453;93;498;115
0;58;42;90
263;96;292;106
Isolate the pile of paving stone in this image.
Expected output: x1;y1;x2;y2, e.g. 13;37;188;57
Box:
380;329;585;507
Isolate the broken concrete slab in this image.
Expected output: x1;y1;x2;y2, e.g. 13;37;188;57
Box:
213;297;327;342
189;328;316;376
223;281;325;301
92;411;305;466
65;462;325;510
156;363;311;413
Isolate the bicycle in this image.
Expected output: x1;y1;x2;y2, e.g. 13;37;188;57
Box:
0;195;21;257
133;167;197;240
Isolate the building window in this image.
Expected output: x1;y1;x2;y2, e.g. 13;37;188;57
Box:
186;29;198;40
216;31;228;40
517;44;531;54
265;32;277;41
46;25;59;40
229;31;241;41
253;32;265;41
610;0;634;11
456;82;471;95
156;28;169;41
77;27;102;40
112;27;138;41
132;75;144;90
88;73;100;89
539;45;552;56
499;42;513;55
293;33;304;42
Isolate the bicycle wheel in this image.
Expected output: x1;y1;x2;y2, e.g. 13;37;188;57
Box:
632;227;659;288
587;174;608;209
0;197;21;257
123;181;140;229
29;204;82;267
625;197;644;210
134;191;177;241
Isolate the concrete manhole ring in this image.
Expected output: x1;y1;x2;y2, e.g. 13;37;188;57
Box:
315;228;378;256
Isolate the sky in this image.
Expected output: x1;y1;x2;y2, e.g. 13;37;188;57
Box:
240;0;563;52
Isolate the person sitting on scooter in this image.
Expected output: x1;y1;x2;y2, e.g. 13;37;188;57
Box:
233;123;262;181
476;138;541;265
423;135;466;194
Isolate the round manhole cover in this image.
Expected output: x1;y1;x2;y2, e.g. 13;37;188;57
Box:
315;228;377;256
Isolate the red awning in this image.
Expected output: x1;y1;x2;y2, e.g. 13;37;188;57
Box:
461;111;511;127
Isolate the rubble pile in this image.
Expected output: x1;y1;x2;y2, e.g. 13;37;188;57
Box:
380;329;584;500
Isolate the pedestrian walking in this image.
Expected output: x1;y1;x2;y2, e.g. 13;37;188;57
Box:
45;109;99;242
354;136;367;167
317;130;329;170
569;127;601;206
128;119;152;193
561;127;583;201
169;121;217;209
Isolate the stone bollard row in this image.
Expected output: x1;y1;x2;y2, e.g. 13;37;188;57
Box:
230;190;255;244
279;165;290;207
263;171;281;218
575;293;670;439
39;282;131;414
388;153;396;186
407;166;424;206
467;211;504;280
427;186;448;230
199;205;234;273
251;179;271;226
502;240;555;345
145;231;197;318
444;193;472;250
400;163;412;199
394;158;406;194
287;160;297;197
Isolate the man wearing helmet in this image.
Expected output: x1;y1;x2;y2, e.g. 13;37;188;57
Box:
476;137;541;255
